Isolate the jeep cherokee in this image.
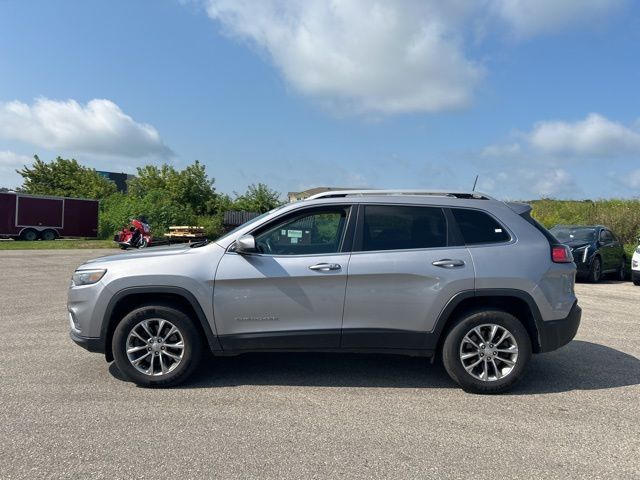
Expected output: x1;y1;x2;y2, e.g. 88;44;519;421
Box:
68;190;581;394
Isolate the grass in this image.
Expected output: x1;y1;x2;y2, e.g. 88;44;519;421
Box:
0;239;117;250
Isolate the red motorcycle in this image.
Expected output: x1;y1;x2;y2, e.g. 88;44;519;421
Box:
114;217;152;249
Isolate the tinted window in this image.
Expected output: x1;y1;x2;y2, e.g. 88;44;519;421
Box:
452;208;510;245
550;226;596;243
361;205;447;251
254;207;350;255
600;230;614;242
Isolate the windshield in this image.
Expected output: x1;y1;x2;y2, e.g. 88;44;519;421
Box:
215;204;289;242
550;226;596;243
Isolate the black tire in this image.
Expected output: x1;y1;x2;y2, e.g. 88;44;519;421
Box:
617;258;626;281
112;304;203;387
40;229;57;241
587;256;602;283
19;229;38;241
442;310;532;394
633;273;640;286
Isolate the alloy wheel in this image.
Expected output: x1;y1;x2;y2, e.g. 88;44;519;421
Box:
459;324;519;382
126;319;185;376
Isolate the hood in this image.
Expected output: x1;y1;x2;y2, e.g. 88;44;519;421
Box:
82;243;194;265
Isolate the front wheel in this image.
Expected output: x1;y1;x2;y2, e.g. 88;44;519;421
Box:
112;304;203;387
442;310;532;394
587;256;602;283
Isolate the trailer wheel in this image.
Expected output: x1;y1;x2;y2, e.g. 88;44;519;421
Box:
20;229;39;241
41;229;57;241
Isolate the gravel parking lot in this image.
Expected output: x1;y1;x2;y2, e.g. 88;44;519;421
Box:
1;249;638;479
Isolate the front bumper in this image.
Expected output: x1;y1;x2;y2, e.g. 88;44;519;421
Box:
70;330;104;353
537;301;581;352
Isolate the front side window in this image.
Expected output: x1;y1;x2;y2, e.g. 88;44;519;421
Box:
360;205;447;251
253;206;350;255
600;230;614;242
452;208;511;245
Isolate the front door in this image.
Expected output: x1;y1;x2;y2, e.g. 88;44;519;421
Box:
341;204;474;349
214;205;353;350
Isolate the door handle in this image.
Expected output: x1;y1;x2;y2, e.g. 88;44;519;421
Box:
309;263;341;271
432;259;465;268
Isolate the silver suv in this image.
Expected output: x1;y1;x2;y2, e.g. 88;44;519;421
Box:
68;190;581;394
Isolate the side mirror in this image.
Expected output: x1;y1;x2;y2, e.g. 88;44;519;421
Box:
235;234;257;254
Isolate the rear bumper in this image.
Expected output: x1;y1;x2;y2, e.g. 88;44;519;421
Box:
70;330;103;353
537;302;581;352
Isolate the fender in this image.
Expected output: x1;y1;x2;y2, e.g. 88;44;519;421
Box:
101;286;222;356
430;288;544;350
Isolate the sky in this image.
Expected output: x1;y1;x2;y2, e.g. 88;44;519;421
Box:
1;0;639;200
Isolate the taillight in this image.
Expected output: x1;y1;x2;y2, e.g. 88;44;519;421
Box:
552;244;573;263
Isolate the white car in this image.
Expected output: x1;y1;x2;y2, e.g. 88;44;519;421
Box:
633;245;640;285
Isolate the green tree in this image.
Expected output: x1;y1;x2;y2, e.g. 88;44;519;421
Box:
17;155;117;199
127;160;216;216
234;183;282;213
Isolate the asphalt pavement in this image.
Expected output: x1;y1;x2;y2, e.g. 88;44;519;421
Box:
0;249;638;479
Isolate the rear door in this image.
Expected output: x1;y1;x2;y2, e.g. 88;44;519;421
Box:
341;204;474;349
214;204;354;350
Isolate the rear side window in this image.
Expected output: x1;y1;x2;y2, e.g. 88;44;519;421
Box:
361;205;447;251
451;208;510;245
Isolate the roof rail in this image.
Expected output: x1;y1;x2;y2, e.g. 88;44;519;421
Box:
305;189;495;201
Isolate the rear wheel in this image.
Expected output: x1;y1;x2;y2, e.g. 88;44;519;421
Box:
19;229;38;241
617;258;626;281
442;310;532;394
587;256;602;283
41;229;57;241
112;304;203;387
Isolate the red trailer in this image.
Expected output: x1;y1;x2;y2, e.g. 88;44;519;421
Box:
0;192;99;240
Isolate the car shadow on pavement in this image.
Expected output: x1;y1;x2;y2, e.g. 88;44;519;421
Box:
108;340;639;393
508;340;640;395
188;352;456;389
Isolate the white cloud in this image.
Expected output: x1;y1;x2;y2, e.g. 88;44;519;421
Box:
0;150;32;169
0;151;33;189
482;113;640;161
623;169;640;189
204;0;483;114
480;142;522;158
0;98;172;158
528;113;640;157
198;0;624;116
478;168;577;198
490;0;624;37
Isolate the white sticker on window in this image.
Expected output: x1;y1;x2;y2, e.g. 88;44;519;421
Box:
287;230;303;238
291;237;298;244
495;228;503;233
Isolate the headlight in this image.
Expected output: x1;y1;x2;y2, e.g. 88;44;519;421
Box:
572;246;589;263
72;269;106;286
636;246;640;254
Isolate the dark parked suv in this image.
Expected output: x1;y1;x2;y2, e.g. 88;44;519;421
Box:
69;190;581;394
550;225;626;282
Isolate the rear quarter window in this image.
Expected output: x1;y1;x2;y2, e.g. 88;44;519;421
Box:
451;208;511;245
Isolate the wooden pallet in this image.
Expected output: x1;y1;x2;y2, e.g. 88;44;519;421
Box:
165;226;206;239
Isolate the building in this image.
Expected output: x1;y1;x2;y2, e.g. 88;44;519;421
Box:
287;187;363;203
97;171;135;193
222;211;261;232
